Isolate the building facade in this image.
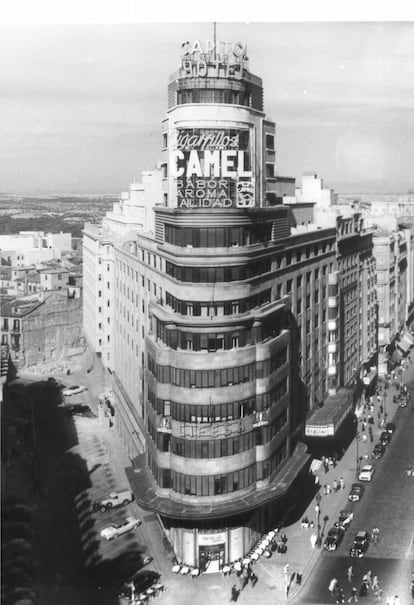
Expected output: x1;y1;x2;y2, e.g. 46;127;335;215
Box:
83;39;381;569
1;291;83;369
105;40;350;569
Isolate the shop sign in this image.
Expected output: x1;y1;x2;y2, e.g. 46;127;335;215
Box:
179;417;247;439
198;531;227;545
180;40;247;79
305;425;334;437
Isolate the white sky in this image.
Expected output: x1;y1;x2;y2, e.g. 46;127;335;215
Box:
0;2;413;194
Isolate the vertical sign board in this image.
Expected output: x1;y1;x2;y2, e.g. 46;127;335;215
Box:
171;128;255;209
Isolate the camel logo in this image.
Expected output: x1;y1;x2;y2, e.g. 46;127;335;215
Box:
236;181;254;207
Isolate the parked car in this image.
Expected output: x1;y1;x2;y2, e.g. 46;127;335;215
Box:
94;490;135;512
62;384;87;396
348;483;365;502
385;422;396;434
118;571;161;600
46;377;63;390
64;404;96;417
380;431;391;445
335;509;354;530
117;550;153;580
100;517;141;541
372;443;385;459
350;530;370;557
358;464;375;482
323;526;344;551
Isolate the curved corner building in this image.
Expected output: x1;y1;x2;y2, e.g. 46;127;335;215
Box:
114;40;311;571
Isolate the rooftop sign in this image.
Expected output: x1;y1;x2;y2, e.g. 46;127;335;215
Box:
180;39;248;79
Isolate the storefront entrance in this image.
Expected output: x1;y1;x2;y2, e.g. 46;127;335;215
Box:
199;544;225;573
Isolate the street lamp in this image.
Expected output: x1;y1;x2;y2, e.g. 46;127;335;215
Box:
355;431;360;478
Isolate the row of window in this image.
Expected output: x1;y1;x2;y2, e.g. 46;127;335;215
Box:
170;432;256;458
176;89;253;107
165;289;271;316
147;377;288;420
2;319;20;331
165;260;272;283
155;317;285;351
148;441;287;494
164;224;273;248
147;349;287;387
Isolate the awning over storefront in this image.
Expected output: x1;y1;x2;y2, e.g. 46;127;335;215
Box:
362;368;377;386
391;348;404;363
305;388;354;438
396;338;411;354
399;330;414;347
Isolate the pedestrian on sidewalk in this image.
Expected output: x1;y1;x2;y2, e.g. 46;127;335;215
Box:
348;587;358;602
230;584;240;602
340;477;345;490
310;533;317;548
374;587;383;603
296;569;302;585
337;588;345;603
359;580;369;597
329;578;338;596
324;484;328;495
372;527;379;544
333;479;339;492
363;571;372;588
326;484;331;495
371;576;379;591
250;572;258;587
347;566;354;582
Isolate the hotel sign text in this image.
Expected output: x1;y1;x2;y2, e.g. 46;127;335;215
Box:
180;39;247;79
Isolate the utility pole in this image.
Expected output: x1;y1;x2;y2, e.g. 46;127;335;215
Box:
355;431;360;478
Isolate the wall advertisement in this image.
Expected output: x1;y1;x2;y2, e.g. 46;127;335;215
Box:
171;128;254;209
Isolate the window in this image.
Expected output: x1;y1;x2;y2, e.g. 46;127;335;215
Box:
266;163;274;178
265;133;275;150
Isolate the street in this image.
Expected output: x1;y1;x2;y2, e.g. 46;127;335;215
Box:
296;382;414;604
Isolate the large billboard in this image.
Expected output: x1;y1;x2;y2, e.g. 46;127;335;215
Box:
170;128;254;209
